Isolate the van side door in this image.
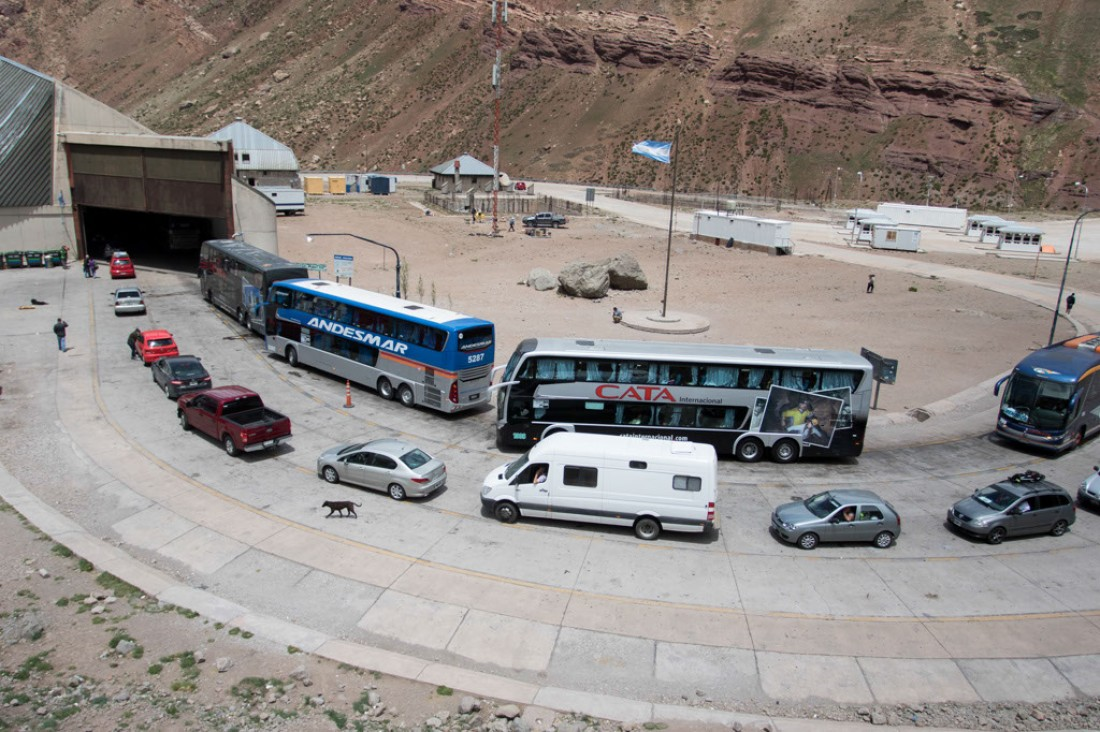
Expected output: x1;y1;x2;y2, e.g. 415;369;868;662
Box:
550;465;601;522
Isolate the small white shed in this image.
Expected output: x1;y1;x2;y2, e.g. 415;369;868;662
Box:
855;215;895;243
692;211;793;254
980;219;1016;244
845;208;878;230
997;224;1045;253
966;215;1005;238
871;225;922;252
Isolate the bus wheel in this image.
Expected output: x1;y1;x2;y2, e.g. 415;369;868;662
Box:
236;308;246;326
633;516;661;541
771;439;799;464
204;289;212;303
377;378;395;400
242;312;251;331
397;384;415;408
735;437;764;462
285;346;299;367
494;502;519;524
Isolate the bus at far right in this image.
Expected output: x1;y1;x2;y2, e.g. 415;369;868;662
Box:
995;333;1100;453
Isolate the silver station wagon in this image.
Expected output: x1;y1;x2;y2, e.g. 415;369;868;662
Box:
317;438;446;501
771;489;901;550
947;471;1075;544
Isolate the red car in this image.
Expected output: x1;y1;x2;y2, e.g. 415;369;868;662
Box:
110;253;135;279
136;329;179;365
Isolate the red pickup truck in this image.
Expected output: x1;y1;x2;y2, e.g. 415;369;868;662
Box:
177;385;292;457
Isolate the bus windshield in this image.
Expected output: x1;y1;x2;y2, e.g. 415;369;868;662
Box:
1000;376;1073;430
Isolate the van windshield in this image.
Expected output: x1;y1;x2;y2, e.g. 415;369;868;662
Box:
504;449;532;480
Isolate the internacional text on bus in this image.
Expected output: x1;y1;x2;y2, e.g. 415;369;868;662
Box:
493;337;873;463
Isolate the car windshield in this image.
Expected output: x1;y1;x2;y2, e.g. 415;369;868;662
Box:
1000;375;1073;430
804;492;841;518
337;443;365;456
400;449;432;470
504;449;532;480
172;362;207;379
972;485;1019;511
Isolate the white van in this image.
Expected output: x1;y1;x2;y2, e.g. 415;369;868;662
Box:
480;433;717;540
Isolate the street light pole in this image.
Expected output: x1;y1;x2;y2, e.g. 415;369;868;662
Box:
1047;209;1098;346
306;232;403;299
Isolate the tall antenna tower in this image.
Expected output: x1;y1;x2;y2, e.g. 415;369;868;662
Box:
490;0;507;236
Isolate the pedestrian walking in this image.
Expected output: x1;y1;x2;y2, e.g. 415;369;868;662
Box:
1067;292;1076;313
82;256;91;278
508;216;516;232
53;318;69;352
90;259;98;278
866;274;875;294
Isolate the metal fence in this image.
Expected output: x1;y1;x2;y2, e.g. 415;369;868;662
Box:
422;190;585;217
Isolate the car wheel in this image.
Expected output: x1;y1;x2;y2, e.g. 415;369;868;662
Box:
797;532;819;550
322;466;340;484
179;412;190;431
285;346;299;367
1051;519;1069;537
771;438;799;464
986;526;1007;545
735;437;764;463
223;435;239;457
397;384;415;408
873;531;895;548
387;483;407;501
377;377;395;400
634;516;661;541
494;502;519;524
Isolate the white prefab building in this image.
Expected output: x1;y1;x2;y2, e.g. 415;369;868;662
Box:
871;225;922;252
845;208;878;230
855;215;895;242
997;225;1045;253
692;211;793;254
876;203;968;230
980;219;1016;244
966;215;1006;237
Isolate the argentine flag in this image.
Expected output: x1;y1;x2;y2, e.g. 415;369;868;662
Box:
631;140;672;164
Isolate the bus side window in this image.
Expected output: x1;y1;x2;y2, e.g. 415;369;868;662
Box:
273;290;290;307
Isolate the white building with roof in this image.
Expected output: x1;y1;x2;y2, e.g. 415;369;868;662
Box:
430;154;499;193
207;118;300;188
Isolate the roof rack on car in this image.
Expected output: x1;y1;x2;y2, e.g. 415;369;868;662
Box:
1009;470;1045;484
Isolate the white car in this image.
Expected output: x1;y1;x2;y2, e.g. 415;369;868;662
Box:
112;287;146;316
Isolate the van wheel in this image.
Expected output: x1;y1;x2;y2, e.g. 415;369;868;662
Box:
797;532;819;550
634;517;661;541
377;378;395;400
771;439;799;464
986;526;1007;545
285;346;299;367
494;502;519;524
1051;519;1069;537
397;384;415;408
873;531;895;549
736;437;764;463
223;435;239;457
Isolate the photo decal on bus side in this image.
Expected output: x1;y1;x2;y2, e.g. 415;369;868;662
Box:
757;386;848;449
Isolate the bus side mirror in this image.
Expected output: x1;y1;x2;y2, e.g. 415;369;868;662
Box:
993;375;1009;396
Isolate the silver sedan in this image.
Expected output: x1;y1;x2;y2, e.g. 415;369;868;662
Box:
771;488;901;550
112;287;146;316
316;438;446;501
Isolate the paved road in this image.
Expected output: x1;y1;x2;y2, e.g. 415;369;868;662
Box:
1;218;1099;730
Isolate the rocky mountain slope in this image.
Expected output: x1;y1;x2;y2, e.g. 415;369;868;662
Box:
1;0;1099;209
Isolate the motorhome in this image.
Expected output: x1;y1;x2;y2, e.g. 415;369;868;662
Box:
480;433;717;540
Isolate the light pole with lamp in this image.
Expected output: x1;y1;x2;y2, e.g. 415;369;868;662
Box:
832;167;842;204
1047;209;1098;346
306;233;403;299
1076;181;1089;198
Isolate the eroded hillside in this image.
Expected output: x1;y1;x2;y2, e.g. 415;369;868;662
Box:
2;0;1099;209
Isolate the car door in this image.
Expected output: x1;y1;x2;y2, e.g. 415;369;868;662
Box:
510;463;551;518
852;505;888;542
823;505;861;543
365;453;399;491
152;360;167;390
340;452;373;488
1008;497;1045;535
189;394;218;434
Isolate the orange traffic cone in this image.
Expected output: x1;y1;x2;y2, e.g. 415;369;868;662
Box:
344;380;353;409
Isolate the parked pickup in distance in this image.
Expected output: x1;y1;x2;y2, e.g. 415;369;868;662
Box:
177;385;292;457
522;211;567;228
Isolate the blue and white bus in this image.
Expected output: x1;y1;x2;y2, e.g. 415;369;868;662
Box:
995;333;1100;452
266;279;494;413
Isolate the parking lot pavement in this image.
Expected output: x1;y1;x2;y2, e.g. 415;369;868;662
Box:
3;263;1100;728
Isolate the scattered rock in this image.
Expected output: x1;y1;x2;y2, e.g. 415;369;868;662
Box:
272;70;290;83
310;694;325;706
459;695;480;714
870;710;887;725
526;267;558;291
220;46;239;58
289;664;309;681
558;261;609;298
194;650;205;664
178;100;195;111
113;690;130;703
366;690;381;706
1;611;44;644
215;657;232;673
426;716;442;728
495;703;522;719
90;606;104;615
115;639;136;655
37;568;49;578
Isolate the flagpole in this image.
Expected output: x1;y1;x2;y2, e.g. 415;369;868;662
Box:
661;121;681;318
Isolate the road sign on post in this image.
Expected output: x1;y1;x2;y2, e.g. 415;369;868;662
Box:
334;254;354;284
861;347;898;410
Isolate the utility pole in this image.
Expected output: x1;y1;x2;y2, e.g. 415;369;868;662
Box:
490;0;508;236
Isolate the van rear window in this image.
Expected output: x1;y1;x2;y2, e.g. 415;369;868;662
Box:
673;475;702;492
563;466;597;488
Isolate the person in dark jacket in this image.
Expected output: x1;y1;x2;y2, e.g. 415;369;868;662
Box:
127;328;143;360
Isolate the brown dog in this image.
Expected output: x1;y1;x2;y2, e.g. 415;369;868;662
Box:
322;500;361;518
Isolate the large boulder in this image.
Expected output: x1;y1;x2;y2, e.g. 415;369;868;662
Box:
602;252;648;290
526;268;558;291
558;261;609;299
